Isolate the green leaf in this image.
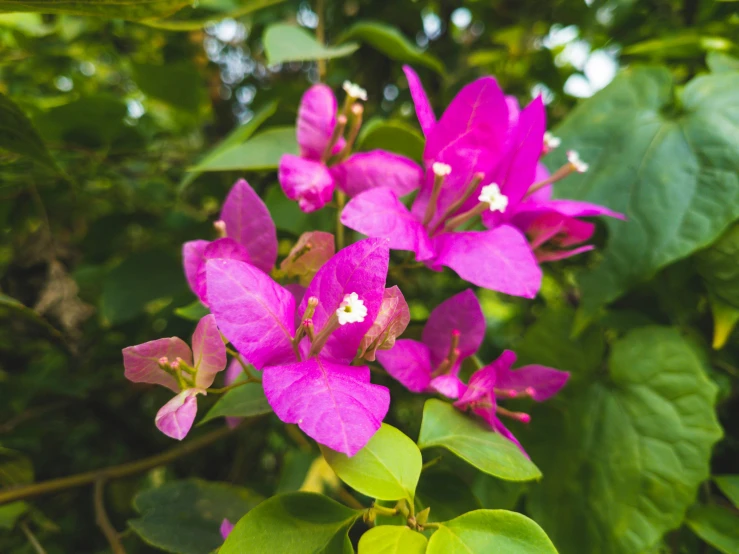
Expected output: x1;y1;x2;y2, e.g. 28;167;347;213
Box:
263;24;359;65
357;118;425;164
426;510;558;554
100;250;186;326
416;470;481;522
417;400;541;482
0;0;190;19
358;526;428;554
220;492;361;554
338;21;445;75
0;447;34;486
526;327;723;554
0;293;64;343
472;475;526;511
180;100;277;190
697;223;739;308
0;502;29;530
200;383;272;424
707;294;739;349
142;0;285;31
548;66;739;315
132;61;206;112
0;91;59;172
686;505;739;554
321;423;422;501
707;51;739;73
129;479;262;554
715;475;739;507
264;185;334;235
188;126;297;172
174;300;210;321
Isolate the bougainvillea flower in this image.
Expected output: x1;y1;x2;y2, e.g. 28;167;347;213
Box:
278;83;423;213
279;231;335;286
357;286;410;362
376;289;484;399
220;519;234;540
454;350;569;454
183;179;277;305
206;238;391;456
122;315;227;440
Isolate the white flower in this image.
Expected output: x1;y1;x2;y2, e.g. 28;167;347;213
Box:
478;183;508;213
567;150;589;173
432;162;452;177
544;131;561;150
336;292;367;325
342;81;367;101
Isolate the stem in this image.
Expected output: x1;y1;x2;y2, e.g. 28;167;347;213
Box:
20;522;47;554
370;504;398;517
336;190;346;249
337;488;365;510
207;379;258;394
94;479;127;554
0;424;240;505
421;456;442;471
315;0;326;80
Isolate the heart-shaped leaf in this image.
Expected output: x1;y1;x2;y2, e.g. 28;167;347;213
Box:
264;24;359;65
358;525;428;554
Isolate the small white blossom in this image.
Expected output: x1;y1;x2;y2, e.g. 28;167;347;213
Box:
336;292;367;325
478;183;508;213
342;81;367;101
567;150;589;173
432;162;452;177
544;131;561;150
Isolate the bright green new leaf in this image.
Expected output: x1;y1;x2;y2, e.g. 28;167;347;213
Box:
0;92;59;172
174;300;210;322
200;383;272;424
548;66;739;315
263;24;359;65
220;492;361;554
707;294;739;349
0;0;190;19
322;423;422;501
707;51;739;72
180;100;277;189
187;126;297;172
527;327;723;554
715;475;739;507
357;118;425;163
686;505;739;554
128;479;263;554
416;470;481;522
426;510;558;554
417;400;541;482
0;502;29;530
697;223;739;308
358;525;428;554
338;21;445;75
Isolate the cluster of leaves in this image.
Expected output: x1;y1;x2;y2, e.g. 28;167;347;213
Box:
0;0;738;553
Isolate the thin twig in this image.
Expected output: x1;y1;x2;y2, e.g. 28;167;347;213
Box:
0;423;247;505
94;478;126;554
337;488;365;510
19;521;47;554
315;0;326;80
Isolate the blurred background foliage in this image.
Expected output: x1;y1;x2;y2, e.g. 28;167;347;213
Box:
0;0;737;552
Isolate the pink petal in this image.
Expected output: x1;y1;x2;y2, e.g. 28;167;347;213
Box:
206;259;296;370
340;188;435;260
432;227;542;298
456;350;517;407
300;238;389;364
541;199;626;221
376;339;433;393
472;405;528;456
183;240;210;297
280;231;335;286
359;286;411;361
220;179;278;274
278;154;335;213
220;519;235;540
494;364;570;402
262;358;390;456
536;244;595;263
331;151;423;198
526;212;595;249
423;289;485;369
155;389;202;440
429;372;466;400
191;315;227;389
195;238;252;305
403;65;436;136
123;337;193;393
297;84;339;160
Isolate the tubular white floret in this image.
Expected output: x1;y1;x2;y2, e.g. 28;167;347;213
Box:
336;292;368;325
432;162;452;177
567;150;589;173
544;131;561;150
478;183;509;213
342;81;368;101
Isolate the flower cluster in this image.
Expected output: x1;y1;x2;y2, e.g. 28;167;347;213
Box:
122;68;624;458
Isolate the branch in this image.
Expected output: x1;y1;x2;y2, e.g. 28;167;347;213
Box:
94;478;126;554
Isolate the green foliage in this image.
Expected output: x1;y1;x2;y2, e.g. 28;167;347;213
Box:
129;479;263;554
191;126;298;172
357;525;428;554
697;223;739;308
526;327;723;554
0;0;189;19
0;92;59;172
418;399;541;482
357;119;425;163
200;382;272;424
322;424;422;502
263;24;359;65
426;510;558;554
715;475;739;507
221;492;361;553
685;505;739;554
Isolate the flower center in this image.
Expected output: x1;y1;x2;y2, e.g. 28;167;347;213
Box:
336;292;367;325
478;183;508;214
